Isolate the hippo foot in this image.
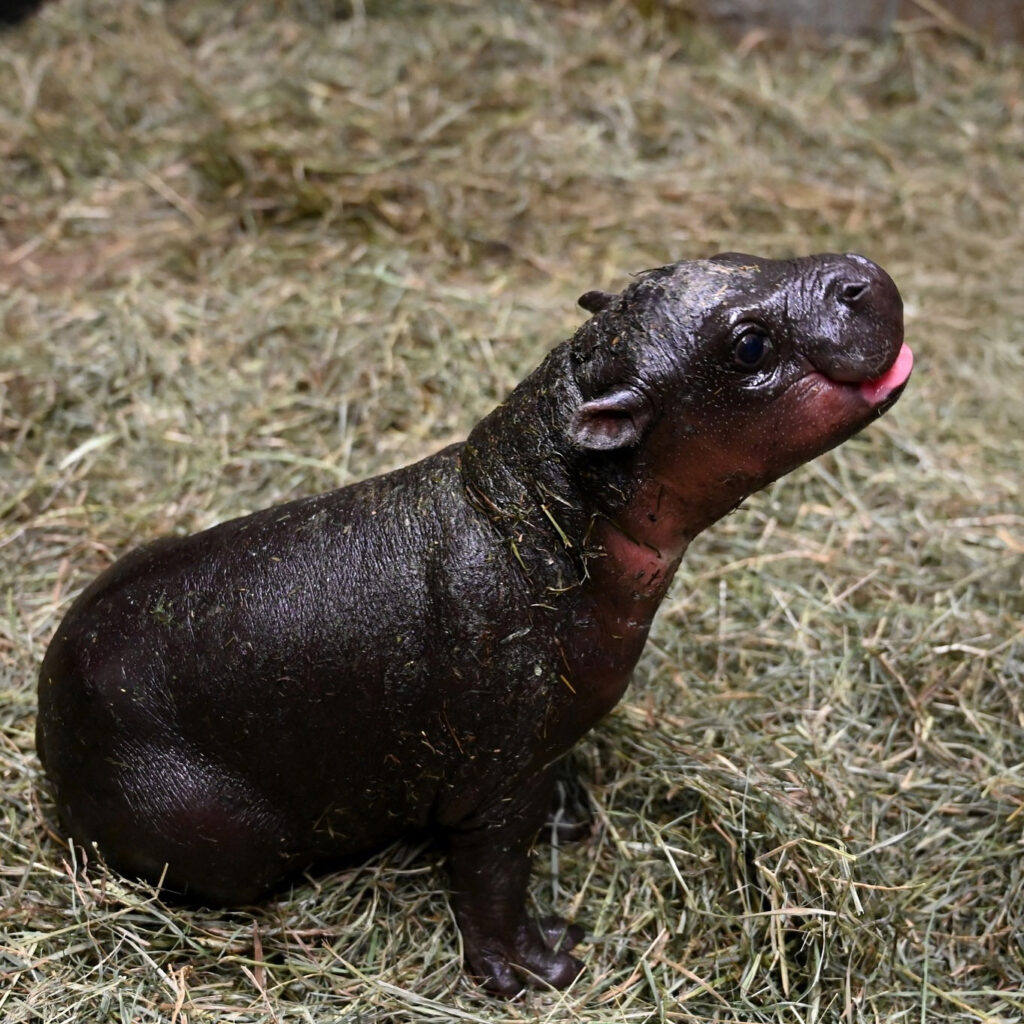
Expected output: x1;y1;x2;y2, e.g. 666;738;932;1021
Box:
467;916;585;996
537;914;586;951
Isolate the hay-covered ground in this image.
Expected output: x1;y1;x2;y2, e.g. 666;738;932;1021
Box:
2;1;1022;1020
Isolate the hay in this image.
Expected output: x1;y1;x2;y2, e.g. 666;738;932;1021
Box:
2;1;1022;1020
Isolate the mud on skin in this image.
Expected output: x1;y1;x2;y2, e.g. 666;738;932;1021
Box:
37;252;912;996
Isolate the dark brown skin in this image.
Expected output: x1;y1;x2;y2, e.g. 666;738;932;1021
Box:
37;252;911;995
0;0;47;26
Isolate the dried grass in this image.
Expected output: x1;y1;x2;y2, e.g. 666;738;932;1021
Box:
2;1;1022;1020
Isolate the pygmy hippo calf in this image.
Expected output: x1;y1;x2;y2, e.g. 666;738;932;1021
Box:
37;253;912;995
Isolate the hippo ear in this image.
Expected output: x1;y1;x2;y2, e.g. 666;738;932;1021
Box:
569;389;652;450
578;290;616;313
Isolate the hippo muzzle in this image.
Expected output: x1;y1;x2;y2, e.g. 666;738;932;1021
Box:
791;252;906;382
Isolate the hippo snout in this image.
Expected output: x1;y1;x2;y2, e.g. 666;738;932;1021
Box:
800;253;904;383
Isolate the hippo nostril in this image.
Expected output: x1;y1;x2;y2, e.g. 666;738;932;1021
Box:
839;280;870;305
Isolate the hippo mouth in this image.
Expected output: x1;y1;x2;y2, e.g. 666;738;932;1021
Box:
806;342;914;415
779;341;912;453
855;343;914;406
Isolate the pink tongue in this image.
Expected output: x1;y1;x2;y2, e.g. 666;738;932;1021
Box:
859;343;914;404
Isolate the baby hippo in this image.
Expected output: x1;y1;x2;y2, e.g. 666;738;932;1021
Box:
37;253;912;995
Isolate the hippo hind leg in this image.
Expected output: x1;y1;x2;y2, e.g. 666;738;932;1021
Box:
59;746;298;906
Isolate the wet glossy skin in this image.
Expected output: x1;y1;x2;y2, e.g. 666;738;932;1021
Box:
37;253;910;995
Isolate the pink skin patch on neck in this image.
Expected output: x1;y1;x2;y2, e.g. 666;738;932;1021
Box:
859;343;914;404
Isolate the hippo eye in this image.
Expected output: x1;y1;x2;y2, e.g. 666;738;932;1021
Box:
732;330;773;371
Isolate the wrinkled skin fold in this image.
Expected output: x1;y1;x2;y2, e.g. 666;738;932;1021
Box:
37;252;910;995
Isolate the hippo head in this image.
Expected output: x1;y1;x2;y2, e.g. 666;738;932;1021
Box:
567;252;912;550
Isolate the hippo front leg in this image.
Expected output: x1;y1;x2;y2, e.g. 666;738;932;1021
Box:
446;777;585;995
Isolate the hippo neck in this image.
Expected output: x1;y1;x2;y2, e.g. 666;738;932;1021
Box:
460;350;687;619
461;349;594;593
